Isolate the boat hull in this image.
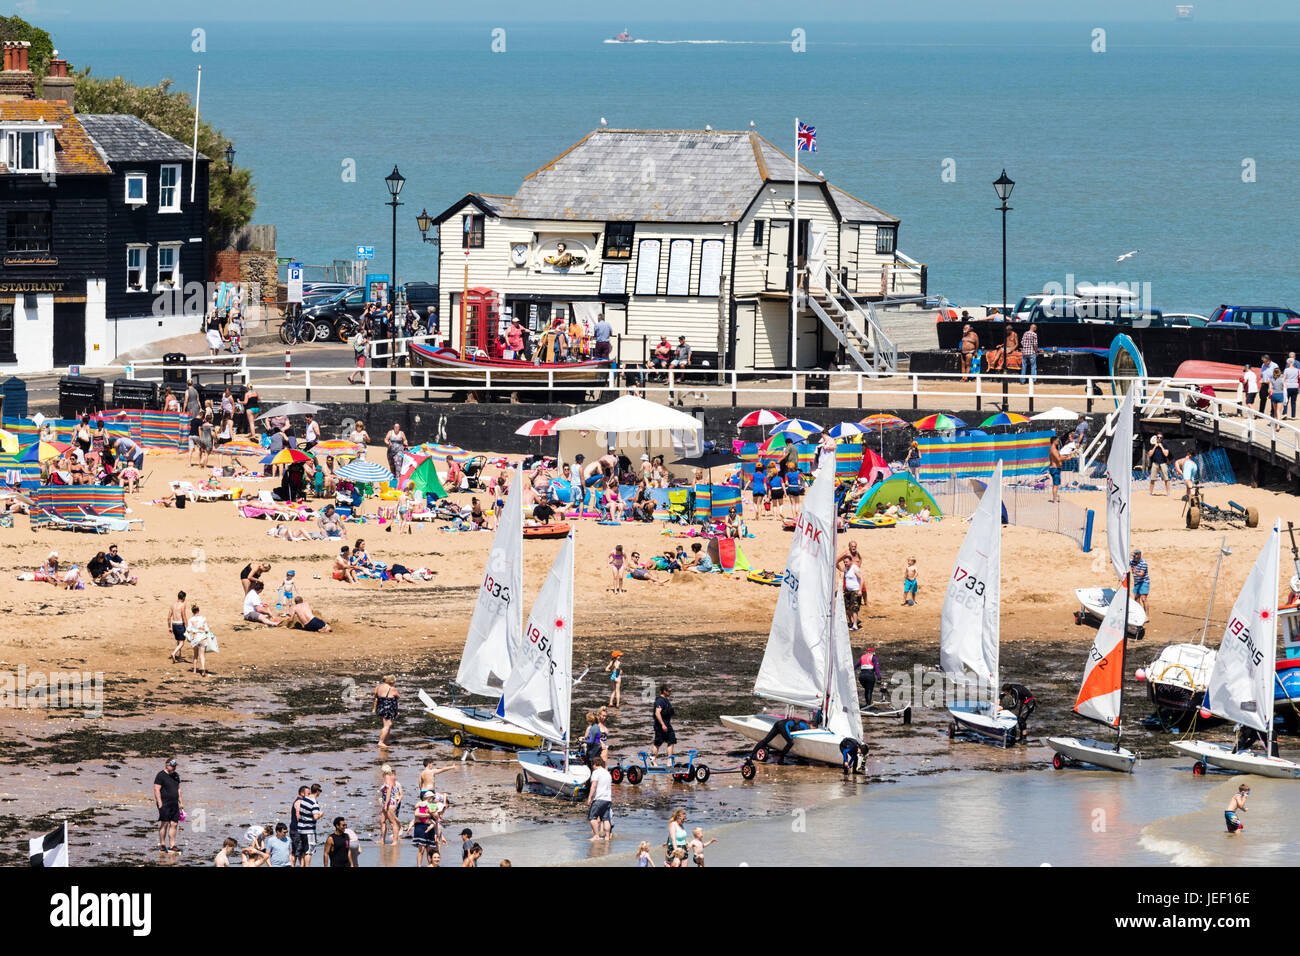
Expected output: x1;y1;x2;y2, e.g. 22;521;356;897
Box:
1167;739;1299;778
409;344;610;390
424;703;544;749
1143;642;1217;729
1074;587;1147;635
516;749;592;797
719;713;854;767
1047;735;1136;772
947;705;1021;747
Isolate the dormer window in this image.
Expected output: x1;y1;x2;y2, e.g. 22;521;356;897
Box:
125;172;147;205
1;124;59;175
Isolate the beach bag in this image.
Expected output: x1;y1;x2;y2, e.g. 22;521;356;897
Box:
205;634;220;654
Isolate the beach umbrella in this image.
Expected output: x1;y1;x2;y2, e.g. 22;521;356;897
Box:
0;428;16;454
263;448;311;466
827;422;870;439
769;418;821;437
418;443;472;463
913;414;966;431
313;439;363;456
337;460;394;484
737;409;787;428
215;440;265;457
858;412;909;453
1030;406;1081;421
980;412;1031;428
18;441;68;463
672;451;740;484
256;401;325;421
514;418;560;437
405;456;448;498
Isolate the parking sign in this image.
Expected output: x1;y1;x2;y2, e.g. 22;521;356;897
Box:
356;245;374;260
287;263;304;304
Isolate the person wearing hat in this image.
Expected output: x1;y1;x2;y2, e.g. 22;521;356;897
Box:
1148;433;1170;496
153;757;184;852
605;650;624;707
567;454;587;511
1130;549;1150;615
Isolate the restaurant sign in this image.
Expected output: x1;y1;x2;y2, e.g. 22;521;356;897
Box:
3;255;59;267
0;281;65;293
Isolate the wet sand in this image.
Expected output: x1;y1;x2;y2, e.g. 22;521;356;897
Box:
0;446;1296;865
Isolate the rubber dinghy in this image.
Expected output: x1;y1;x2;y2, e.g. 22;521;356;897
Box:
423;464;544;749
939;461;1035;747
1178;521;1300;780
719;464;866;770
503;534;592;798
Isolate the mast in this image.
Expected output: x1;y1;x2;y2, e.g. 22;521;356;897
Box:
563;530;575;775
1198;536;1231;646
823;467;838;719
1115;572;1130;752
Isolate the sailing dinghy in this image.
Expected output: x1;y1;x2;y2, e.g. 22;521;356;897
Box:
1173;521;1300;779
422;464;544;749
505;534;593;797
719;464;866;769
940;461;1035;746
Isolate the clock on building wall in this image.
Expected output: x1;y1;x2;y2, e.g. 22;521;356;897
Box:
510;243;529;267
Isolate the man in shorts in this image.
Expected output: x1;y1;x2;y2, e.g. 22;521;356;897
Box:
1047;435;1064;502
1225;783;1249;833
1175;450;1198;499
153;757;183;852
651;684;676;763
586;756;613;840
1148;433;1171;495
1130;549;1150;615
290;595;331;632
290;783;322;866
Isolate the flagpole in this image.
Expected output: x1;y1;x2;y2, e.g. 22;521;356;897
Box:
790;117;799;370
190;65;202;204
63;820;69;867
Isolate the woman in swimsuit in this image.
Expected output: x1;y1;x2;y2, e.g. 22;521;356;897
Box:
608;545;626;593
374;675;399;750
405;791;436;866
377;764;403;845
243;386;261;437
240;562;271;595
605;650;623;707
666;809;690;864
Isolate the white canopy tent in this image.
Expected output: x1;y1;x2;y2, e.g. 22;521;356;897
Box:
553;395;704;480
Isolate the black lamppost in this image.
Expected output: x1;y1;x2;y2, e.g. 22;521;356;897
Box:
993;169;1015;403
224;142;236;172
416;208;435;243
384;165;406;401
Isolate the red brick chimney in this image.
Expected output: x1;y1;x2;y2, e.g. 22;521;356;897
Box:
0;40;36;101
42;50;74;110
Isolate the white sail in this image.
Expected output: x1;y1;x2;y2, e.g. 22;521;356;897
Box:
497;534;574;745
456;463;524;697
1074;588;1127;727
825;587;865;742
753;465;836;709
1205;520;1280;733
941;460;1003;692
1105;384;1135;582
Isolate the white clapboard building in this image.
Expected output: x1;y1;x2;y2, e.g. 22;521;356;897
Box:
430;128;923;371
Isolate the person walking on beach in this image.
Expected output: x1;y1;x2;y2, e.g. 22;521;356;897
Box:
153;757;183;852
608;544;626;593
902;557;919;606
1225;783;1249;833
324;817;353;867
666;809;689;864
605;650;623;708
1130;549;1150;616
168;591;189;663
1148;434;1171;496
347;329;370;386
374;674;399;749
840;550;863;630
651;684;676;764
1241;364;1259;411
587;756;613;841
1175;449;1198;498
1258;355;1277;414
1284;357;1299;419
384;423;407;479
1047;435;1064;503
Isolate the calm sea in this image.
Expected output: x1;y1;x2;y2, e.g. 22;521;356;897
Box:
45;18;1300;314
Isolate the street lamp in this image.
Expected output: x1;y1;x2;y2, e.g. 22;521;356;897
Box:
993;169;1014;403
384;165;406;401
416;208;436;243
224;142;235;171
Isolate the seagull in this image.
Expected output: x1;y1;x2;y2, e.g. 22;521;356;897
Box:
1115;250;1139;263
600;116;607;126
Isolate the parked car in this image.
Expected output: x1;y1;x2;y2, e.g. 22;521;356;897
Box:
1208;305;1300;329
1162;312;1209;327
301;286;368;342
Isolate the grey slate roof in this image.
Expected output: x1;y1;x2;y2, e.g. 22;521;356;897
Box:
77;113;208;163
449;129;897;225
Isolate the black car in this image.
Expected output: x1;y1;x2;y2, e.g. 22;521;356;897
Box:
404;282;438;327
300;286;369;342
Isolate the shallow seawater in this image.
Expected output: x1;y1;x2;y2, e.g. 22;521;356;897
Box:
1;635;1295;867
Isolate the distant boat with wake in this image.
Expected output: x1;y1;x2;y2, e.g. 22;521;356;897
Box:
607;29;635;43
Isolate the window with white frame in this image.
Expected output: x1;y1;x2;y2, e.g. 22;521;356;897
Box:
127;245;147;292
159;165;180;211
156;243;180;288
125;173;147;204
2;128;54;174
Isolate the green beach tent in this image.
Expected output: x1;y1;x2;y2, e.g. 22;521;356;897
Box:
853;473;942;518
407;457;448;499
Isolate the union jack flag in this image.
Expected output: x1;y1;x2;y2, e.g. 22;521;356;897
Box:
797;121;817;152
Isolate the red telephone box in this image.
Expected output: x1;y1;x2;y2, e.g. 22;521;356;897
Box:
462;287;501;359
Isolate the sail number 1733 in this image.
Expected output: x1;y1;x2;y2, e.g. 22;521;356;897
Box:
951;566;986;597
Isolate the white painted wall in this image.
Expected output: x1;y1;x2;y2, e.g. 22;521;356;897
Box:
4;292;53;374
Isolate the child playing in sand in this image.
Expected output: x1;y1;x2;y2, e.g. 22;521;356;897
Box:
902;557;918;606
276;569;296;612
608;545;626;592
687;826;717;866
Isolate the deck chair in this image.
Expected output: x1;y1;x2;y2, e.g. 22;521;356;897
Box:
76;506;144;533
37;508;106;534
135;471;152;490
667;489;690;523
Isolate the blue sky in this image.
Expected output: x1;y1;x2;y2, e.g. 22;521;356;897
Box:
21;0;1300;22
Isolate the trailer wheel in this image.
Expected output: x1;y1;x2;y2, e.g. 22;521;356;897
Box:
1187;506;1201;529
753;746;769;762
902;706;913;725
1052;751;1065;770
740;760;757;781
947;721;957;739
626;765;643;785
694;764;711;783
610;766;623;784
450;730;465;749
1245;506;1259;528
1192;761;1206;776
515;773;525;793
